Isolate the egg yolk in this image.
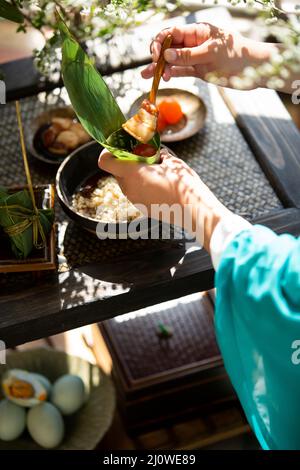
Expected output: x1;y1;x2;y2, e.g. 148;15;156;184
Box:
9;379;35;398
158;99;184;125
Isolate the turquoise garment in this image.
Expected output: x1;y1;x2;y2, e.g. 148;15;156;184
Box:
215;225;300;450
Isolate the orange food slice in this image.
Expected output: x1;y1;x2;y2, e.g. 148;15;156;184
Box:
157;112;167;133
158;98;183;125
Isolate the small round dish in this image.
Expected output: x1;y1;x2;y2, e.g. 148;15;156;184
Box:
26;106;91;166
129;88;207;143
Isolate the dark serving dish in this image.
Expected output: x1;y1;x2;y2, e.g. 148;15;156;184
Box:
26;107;91;166
56;141;157;237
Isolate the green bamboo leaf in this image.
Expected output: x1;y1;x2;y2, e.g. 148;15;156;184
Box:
0;190;34;258
0;190;54;259
102;143;160;164
0;0;23;23
0;186;8;199
59;17;161;164
103;129;160;164
60;20;125;144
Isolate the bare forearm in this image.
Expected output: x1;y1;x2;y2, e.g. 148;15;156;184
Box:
181;184;231;252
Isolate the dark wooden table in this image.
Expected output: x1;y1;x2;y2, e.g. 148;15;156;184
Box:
1;12;300;349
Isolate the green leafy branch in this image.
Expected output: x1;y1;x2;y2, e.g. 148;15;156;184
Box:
0;0;299;87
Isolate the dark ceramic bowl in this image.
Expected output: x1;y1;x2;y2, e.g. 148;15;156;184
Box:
56;141;156;237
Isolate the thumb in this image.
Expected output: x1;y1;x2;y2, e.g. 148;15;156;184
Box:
98;148;141;178
98;149;127;178
164;44;211;66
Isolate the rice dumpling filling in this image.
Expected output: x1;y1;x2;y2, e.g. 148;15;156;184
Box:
132;143;156;157
122;99;158;144
73;175;143;222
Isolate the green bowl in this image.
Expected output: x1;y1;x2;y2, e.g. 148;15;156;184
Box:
0;348;115;450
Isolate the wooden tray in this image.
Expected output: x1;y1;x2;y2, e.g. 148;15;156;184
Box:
99;292;236;434
0;184;56;273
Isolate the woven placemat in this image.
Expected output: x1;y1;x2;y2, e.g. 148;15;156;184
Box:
0;69;282;275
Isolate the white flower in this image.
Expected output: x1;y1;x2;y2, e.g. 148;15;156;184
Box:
205;72;220;84
118;8;128;21
243;66;257;79
230;76;245;89
279;67;290;79
258;63;274;76
217;76;229;87
267;77;285;89
271;53;284;66
155;0;167;7
265;17;278;25
290;63;300;73
282;49;294;61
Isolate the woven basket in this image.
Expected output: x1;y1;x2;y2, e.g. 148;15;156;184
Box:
0;348;115;450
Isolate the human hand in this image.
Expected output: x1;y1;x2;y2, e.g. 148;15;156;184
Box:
142;23;277;89
98;148;230;250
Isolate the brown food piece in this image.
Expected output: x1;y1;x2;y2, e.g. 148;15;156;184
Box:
42;125;59;148
122;99;158;144
79;174;100;198
48;143;69;155
55;130;80;150
51;117;72;132
70;122;91;145
132;143;156;157
39;116;89;156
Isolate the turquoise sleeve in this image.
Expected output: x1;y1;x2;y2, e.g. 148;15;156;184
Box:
214;225;300;450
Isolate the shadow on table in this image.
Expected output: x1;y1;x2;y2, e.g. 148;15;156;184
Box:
60;219;192;284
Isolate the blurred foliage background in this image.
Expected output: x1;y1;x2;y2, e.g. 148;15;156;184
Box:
0;0;299;89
